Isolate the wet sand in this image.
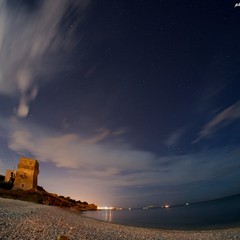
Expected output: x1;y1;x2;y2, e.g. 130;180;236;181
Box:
0;197;240;240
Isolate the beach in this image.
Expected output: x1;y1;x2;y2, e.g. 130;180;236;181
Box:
0;198;240;240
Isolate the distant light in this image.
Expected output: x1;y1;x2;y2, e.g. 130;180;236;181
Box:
162;204;170;208
97;206;115;210
186;203;189;206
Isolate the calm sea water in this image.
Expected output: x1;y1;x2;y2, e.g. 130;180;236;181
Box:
82;195;240;229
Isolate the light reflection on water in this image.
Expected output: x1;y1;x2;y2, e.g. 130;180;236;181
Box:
102;210;112;222
87;210;113;223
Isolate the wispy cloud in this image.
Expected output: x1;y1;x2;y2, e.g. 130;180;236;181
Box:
84;128;111;144
0;0;90;117
194;101;240;143
164;128;185;146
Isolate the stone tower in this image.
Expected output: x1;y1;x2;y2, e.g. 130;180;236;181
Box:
13;157;39;191
5;170;17;183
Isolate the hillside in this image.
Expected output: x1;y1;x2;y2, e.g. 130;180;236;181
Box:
0;182;97;211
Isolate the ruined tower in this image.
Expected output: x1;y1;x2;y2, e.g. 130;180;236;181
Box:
13;157;39;191
5;170;17;183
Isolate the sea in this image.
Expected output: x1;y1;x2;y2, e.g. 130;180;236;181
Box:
82;194;240;229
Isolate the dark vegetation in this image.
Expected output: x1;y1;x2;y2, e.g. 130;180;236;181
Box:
0;181;14;190
0;175;97;211
0;175;14;190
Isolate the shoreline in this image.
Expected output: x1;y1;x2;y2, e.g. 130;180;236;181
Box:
80;211;240;232
1;197;240;240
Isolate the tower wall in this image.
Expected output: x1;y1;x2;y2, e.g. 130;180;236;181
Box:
5;170;17;183
13;157;39;191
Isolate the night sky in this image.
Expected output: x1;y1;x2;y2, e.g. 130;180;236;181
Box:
0;0;240;207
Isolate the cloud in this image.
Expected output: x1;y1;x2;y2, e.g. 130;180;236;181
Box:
0;0;90;117
194;101;240;143
1;117;239;205
16;97;30;118
164;128;184;146
84;128;111;144
6;119;239;187
8;127;154;172
112;128;128;136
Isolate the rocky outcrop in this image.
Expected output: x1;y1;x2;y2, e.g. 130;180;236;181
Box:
0;188;97;211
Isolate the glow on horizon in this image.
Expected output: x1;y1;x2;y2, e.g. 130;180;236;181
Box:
97;206;115;210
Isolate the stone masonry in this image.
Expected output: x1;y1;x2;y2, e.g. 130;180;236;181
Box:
5;157;39;191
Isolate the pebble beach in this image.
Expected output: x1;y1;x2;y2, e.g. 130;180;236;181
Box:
1;197;240;240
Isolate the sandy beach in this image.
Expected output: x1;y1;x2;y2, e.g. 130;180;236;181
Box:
0;198;240;240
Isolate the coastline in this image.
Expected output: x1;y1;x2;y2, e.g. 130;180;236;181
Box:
81;210;240;232
1;198;240;240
